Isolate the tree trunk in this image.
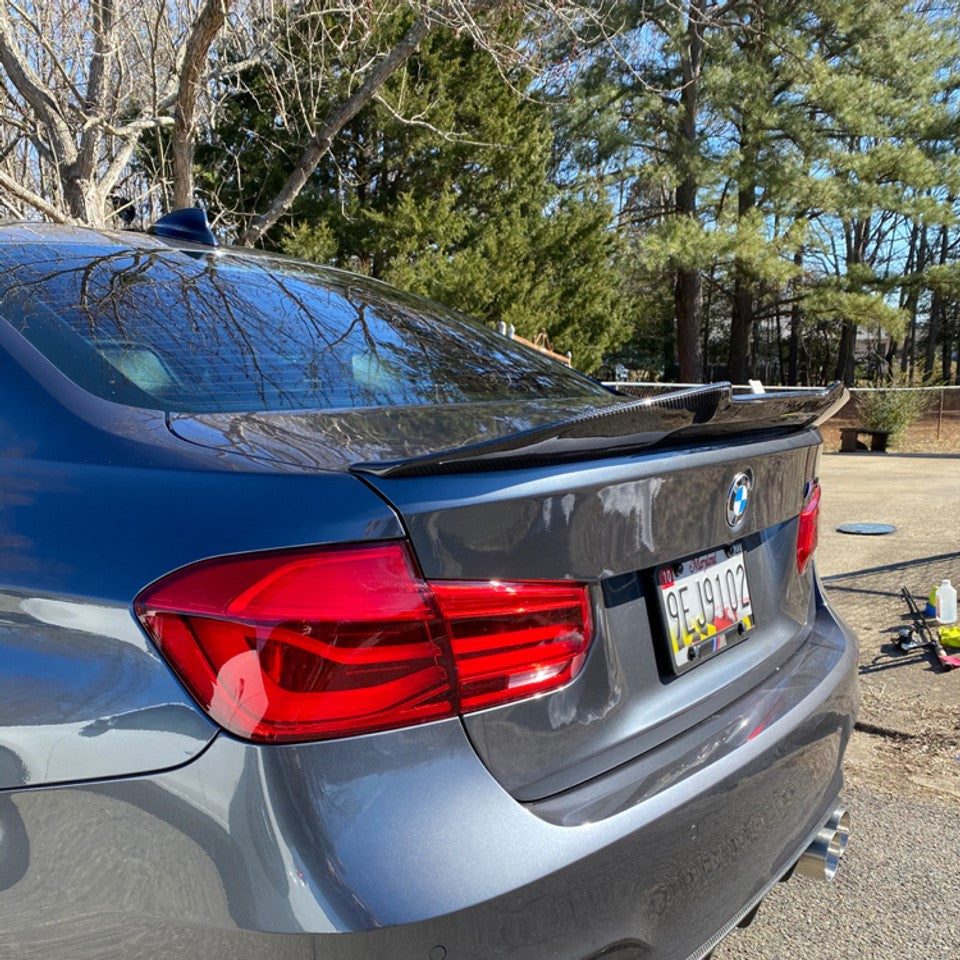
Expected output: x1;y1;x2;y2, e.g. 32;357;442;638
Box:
899;222;922;375
834;320;857;384
702;259;717;381
62;169;103;225
834;218;869;387
788;248;803;385
924;222;949;381
775;296;785;384
884;335;897;380
675;269;701;381
727;130;758;382
727;187;756;382
172;0;229;210
942;298;954;383
673;0;705;382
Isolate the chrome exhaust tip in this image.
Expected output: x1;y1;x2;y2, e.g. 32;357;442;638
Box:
794;806;849;881
780;807;850;882
795;826;843;881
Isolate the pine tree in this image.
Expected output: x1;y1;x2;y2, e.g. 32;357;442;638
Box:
554;0;960;385
548;0;730;381
800;0;960;384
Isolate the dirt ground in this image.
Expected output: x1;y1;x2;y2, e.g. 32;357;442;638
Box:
714;452;960;960
816;450;960;827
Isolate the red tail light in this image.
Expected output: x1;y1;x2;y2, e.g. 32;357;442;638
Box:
135;542;593;742
432;580;592;712
796;480;821;574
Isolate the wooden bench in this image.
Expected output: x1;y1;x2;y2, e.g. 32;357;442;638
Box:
840;427;889;452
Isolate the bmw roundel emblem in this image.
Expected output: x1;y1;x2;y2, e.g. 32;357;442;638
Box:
726;471;753;529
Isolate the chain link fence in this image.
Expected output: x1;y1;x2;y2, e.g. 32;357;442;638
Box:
842;386;960;437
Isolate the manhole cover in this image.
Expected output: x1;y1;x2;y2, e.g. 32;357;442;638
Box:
836;523;897;536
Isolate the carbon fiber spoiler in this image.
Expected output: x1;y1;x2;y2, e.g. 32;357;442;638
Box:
350;382;848;478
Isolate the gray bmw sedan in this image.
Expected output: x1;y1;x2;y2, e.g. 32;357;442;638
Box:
0;212;857;960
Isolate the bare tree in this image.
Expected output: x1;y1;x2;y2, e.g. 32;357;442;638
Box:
0;0;248;223
0;0;623;236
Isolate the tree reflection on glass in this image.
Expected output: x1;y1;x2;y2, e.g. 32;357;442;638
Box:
0;236;609;415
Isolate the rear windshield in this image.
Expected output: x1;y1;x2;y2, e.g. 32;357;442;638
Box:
0;239;611;413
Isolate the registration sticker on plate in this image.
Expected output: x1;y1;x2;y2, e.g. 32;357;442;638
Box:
657;544;755;672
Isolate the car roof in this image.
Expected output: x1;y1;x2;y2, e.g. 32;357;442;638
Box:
0;220;263;256
0;221;172;248
0;220;406;292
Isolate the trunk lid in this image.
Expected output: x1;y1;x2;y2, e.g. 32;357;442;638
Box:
361;430;824;800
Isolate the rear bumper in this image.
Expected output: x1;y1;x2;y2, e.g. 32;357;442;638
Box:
0;586;857;960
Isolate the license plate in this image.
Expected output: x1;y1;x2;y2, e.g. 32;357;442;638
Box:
656;544;755;672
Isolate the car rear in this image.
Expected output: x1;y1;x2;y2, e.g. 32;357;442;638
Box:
0;225;857;960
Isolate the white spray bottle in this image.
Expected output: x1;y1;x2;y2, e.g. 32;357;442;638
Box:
936;579;957;625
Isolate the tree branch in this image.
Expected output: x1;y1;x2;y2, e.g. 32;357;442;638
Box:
100;135;140;198
239;14;432;247
106;114;176;137
373;92;499;147
8;0;85;105
0;168;76;222
173;0;230;208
